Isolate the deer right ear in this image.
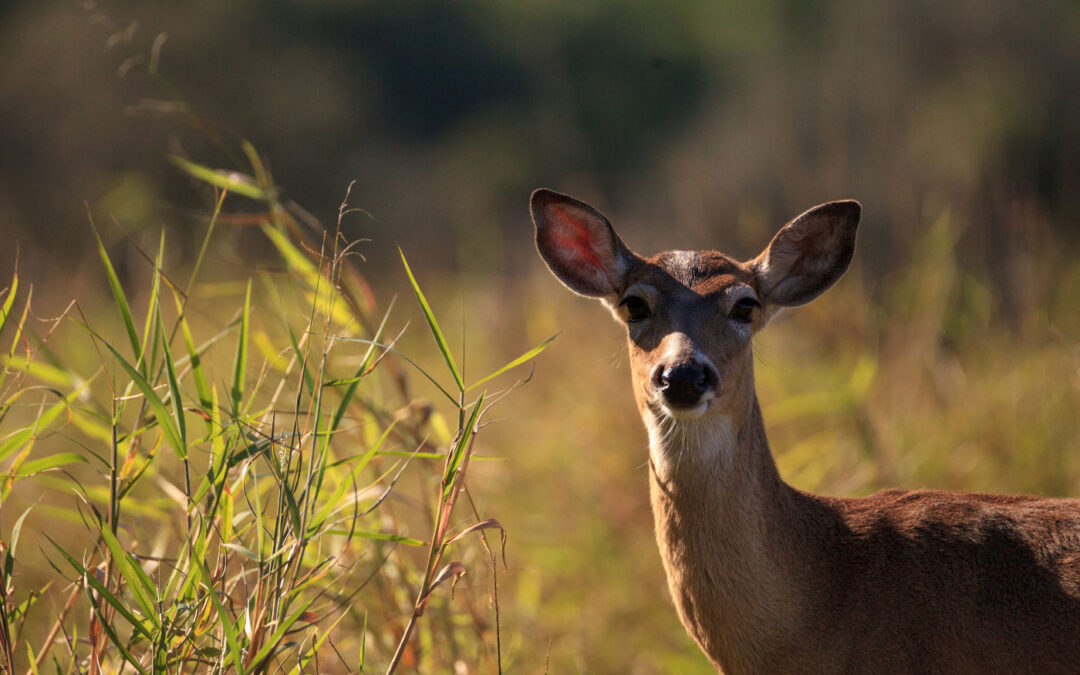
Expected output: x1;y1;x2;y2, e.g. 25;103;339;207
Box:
751;200;861;308
531;189;634;298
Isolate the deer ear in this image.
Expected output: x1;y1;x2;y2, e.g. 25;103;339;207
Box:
751;200;860;307
531;189;635;298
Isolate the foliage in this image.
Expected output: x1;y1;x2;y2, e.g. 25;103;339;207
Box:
0;156;551;672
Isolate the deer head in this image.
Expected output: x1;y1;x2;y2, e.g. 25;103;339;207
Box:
531;189;860;477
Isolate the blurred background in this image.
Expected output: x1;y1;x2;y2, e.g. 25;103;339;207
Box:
1;0;1079;672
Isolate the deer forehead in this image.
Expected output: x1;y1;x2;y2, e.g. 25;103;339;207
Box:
632;249;754;298
623;249;758;362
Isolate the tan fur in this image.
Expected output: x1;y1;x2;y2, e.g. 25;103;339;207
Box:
531;190;1080;674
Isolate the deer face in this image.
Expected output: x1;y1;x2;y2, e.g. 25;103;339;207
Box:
616;249;760;421
530;189;860;444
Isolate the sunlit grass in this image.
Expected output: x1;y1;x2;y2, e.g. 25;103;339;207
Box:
0;162;556;672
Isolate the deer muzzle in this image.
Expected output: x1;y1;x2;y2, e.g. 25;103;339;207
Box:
651;359;720;414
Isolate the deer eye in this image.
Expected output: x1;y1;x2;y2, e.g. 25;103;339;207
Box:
619;295;651;323
729;297;760;324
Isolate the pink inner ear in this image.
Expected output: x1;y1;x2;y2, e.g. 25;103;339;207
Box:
550;206;604;269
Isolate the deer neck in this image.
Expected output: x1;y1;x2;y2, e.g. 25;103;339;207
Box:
646;394;804;670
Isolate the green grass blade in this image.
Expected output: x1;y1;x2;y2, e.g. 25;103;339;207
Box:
9;503;34;558
139;230;165;376
443;394;483;501
324;336;457;406
23;643;37;675
97;524;160;631
322;531;425;546
0;382;89;462
174;289;212;411
466;334;558;392
246;594;317;670
310;399;333;516
86;599;149;675
194;559;244;673
231;279;251;412
1;355;78;389
358;611;366;671
44;536;154;642
4;504;33;584
399;248;464;392
260;223;319;285
328;299;394;437
242;139;273;194
89;211;141;363
13;453;87;476
225;436;274;470
285;322;315;398
0;286;31;394
0;271;17;338
98;336;186;459
280;477;303;539
308;421;397;533
170;155;267;200
159;315;187;446
185;188;226;295
289;605;352;674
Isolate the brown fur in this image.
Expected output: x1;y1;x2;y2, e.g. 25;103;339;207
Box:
530;189;1080;674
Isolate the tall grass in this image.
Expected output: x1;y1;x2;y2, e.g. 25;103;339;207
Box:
0;12;557;669
0;159;551;672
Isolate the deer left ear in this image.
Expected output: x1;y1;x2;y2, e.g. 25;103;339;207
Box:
531;189;635;299
750;200;860;308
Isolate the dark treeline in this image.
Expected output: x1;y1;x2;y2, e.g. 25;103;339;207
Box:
1;0;1077;296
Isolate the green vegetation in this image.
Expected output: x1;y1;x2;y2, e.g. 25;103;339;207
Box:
0;159;555;672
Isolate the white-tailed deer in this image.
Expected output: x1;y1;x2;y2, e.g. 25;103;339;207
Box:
530;188;1080;674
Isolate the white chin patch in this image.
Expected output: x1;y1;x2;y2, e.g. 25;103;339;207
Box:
661;401;708;420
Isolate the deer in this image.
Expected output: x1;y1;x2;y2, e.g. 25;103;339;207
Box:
529;188;1080;674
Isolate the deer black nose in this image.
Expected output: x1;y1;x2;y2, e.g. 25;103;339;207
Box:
652;362;717;409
